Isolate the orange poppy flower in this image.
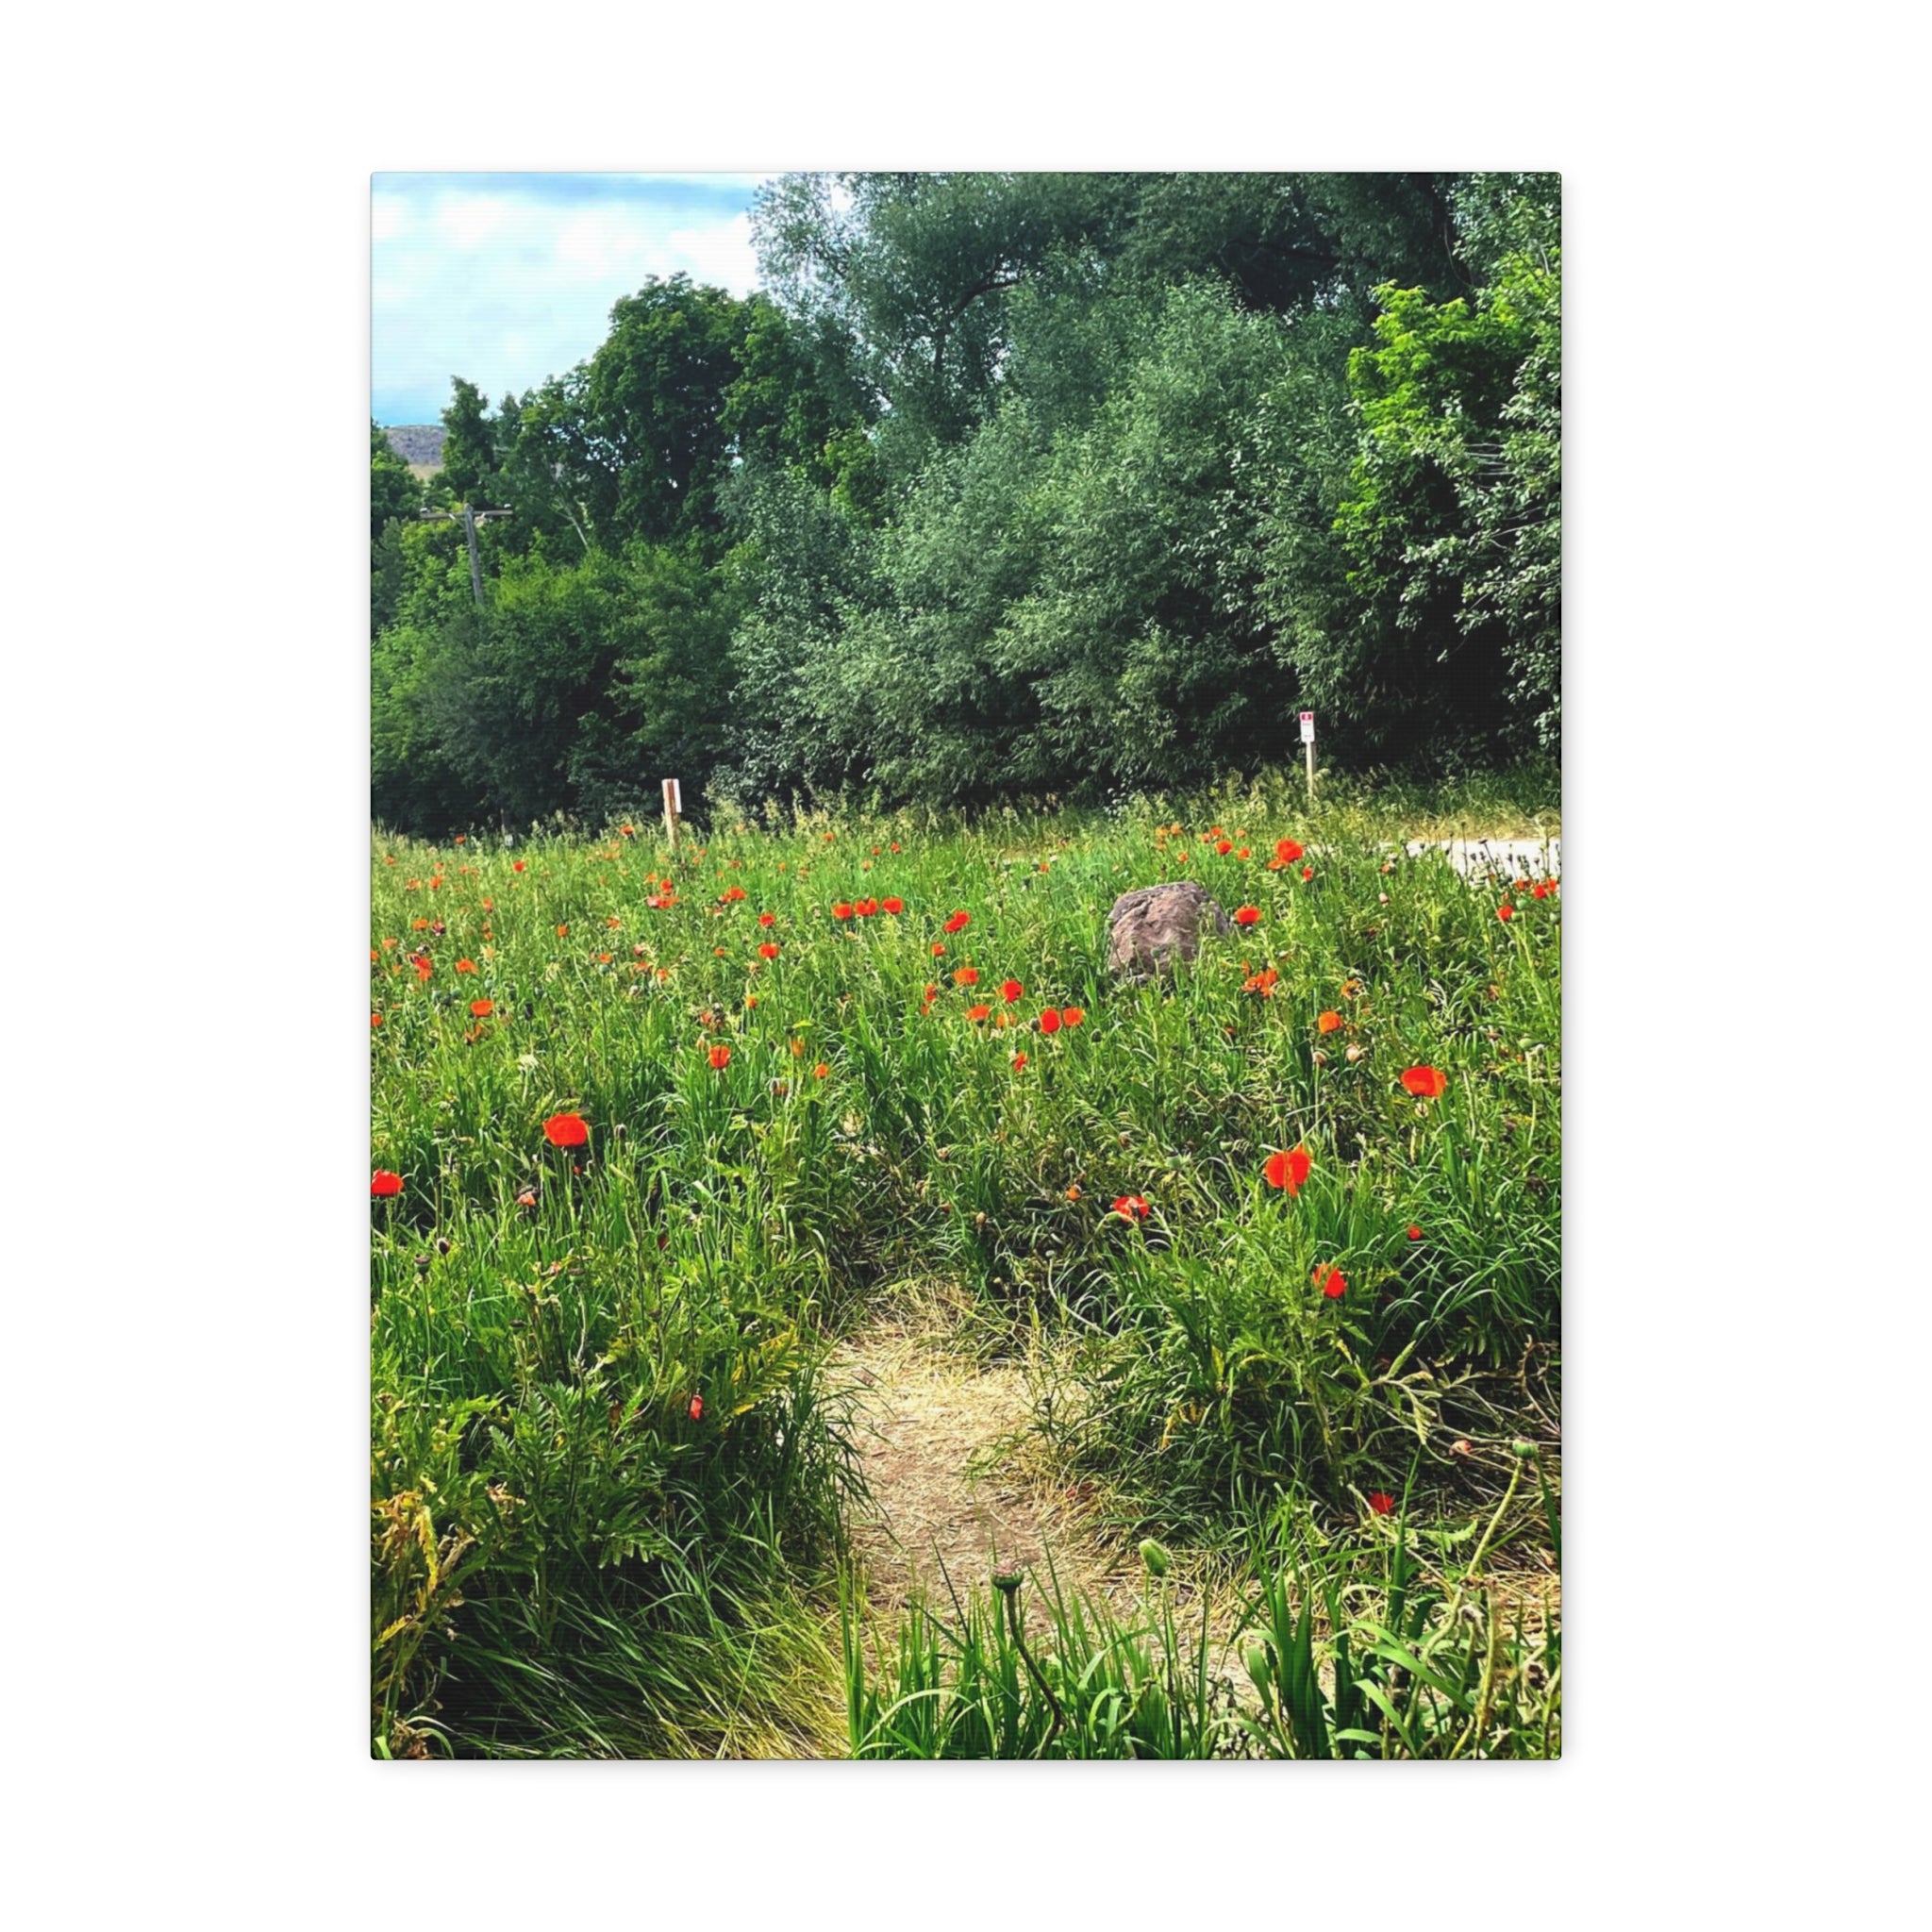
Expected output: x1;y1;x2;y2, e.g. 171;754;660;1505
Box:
1317;1010;1341;1034
1061;1007;1086;1027
1112;1194;1151;1221
1011;1052;1027;1071
1234;906;1260;925
882;896;904;915
708;1044;732;1070
1275;838;1304;863
832;903;855;921
1400;1066;1447;1098
759;942;781;959
470;999;494;1019
966;1004;991;1022
954;966;980;987
758;911;776;926
813;1062;829;1079
543;1112;589;1148
943;910;971;934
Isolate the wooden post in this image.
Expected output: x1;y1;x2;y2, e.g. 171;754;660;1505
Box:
1300;710;1316;803
661;777;682;850
462;507;485;608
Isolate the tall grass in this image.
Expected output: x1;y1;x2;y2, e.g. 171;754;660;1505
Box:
372;776;1558;1754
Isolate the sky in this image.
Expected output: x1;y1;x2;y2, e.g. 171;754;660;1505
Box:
371;173;774;426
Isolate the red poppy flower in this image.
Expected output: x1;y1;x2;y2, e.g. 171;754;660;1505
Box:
1038;1008;1061;1035
371;1170;404;1198
813;1062;830;1079
370;1011;383;1027
1316;1010;1341;1034
1400;1066;1448;1098
954;966;980;987
1299;866;1313;882
512;860;526;873
1497;903;1514;921
722;886;746;903
1243;968;1278;996
856;898;879;916
454;958;476;974
966;1003;991;1023
708;1044;732;1070
758;911;776;926
758;942;781;959
469;999;494;1019
1314;1263;1346;1299
1531;882;1548;900
1407;1224;1423;1241
1368;1491;1395;1516
543;1112;590;1148
1011;1052;1027;1071
832;903;855;921
1001;979;1024;1004
1061;1007;1085;1027
1113;1194;1151;1221
1263;1147;1311;1195
556;924;568;938
1230;906;1262;929
1275;838;1304;863
1216;839;1233;856
688;1394;704;1423
882;896;904;915
943;910;971;934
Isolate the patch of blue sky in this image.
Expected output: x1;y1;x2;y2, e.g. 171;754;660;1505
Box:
372;172;774;426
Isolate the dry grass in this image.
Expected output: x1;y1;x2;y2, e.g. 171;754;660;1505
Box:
833;1314;1256;1683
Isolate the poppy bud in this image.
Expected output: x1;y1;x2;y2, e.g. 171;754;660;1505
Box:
1139;1539;1172;1578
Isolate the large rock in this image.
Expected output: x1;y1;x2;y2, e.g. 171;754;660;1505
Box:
1107;880;1235;981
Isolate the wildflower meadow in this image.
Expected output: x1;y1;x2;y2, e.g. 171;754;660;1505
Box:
371;776;1560;1758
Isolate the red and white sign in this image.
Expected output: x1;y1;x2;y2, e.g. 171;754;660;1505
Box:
1299;711;1315;744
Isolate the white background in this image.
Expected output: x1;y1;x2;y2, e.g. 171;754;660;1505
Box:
4;3;1922;1923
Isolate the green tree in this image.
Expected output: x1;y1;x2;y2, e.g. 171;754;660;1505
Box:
440;377;498;506
371;419;422;540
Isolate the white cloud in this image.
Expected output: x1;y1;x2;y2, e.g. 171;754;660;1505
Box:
371;175;774;424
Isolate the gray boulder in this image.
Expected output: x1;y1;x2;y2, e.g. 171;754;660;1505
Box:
1107;880;1235;981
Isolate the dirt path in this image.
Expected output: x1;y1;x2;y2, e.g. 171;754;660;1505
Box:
835;1321;1145;1634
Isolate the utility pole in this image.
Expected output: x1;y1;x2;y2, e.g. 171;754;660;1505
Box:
419;507;512;608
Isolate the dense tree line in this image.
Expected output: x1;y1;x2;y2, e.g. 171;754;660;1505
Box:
372;172;1559;835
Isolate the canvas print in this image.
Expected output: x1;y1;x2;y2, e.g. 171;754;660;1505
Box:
371;171;1561;1759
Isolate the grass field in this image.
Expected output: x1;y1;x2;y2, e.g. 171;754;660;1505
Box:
371;770;1560;1757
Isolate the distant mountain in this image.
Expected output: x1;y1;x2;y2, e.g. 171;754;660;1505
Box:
383;424;445;469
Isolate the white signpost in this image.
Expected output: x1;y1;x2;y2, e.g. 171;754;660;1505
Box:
662;777;682;849
1300;711;1316;800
